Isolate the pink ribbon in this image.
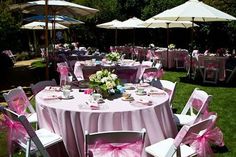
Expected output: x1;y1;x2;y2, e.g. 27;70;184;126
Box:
0;115;27;154
191;98;203;111
90;140;143;157
190;98;212;121
57;65;69;86
57;65;69;76
84;89;94;94
206;63;218;69
9;96;28;115
183;124;224;157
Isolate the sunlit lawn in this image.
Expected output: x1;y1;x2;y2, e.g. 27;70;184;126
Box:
0;64;235;156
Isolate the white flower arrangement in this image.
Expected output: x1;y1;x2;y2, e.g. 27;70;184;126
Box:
105;52;121;62
89;69;121;97
168;44;176;49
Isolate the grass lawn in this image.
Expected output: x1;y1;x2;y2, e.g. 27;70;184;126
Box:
0;61;236;156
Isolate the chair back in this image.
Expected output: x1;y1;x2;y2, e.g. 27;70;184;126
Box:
181;88;212;123
160;80;177;105
168;115;217;157
0;106;50;157
30;79;57;95
141;67;161;83
115;67;138;83
3;86;35;115
85;128;146;157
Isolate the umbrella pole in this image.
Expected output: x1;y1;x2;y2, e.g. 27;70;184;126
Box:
45;0;49;79
166;23;170;69
115;28;117;45
189;17;194;80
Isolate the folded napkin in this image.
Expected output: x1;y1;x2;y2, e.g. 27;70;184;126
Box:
89;103;100;110
41;95;59;100
148;89;166;96
136;99;152;106
44;86;61;91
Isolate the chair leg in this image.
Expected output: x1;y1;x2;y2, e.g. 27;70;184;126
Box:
26;138;31;157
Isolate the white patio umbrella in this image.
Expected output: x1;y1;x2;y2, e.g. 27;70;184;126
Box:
153;0;236;78
140;18;199;67
21;21;68;30
115;17;145;45
21;21;68;57
115;17;145;29
11;0;98;79
11;0;99;17
24;15;84;26
153;0;236;22
96;19;123;45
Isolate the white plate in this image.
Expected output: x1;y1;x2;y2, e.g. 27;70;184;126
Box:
59;95;74;100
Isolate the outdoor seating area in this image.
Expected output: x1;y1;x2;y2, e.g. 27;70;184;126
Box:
0;0;236;157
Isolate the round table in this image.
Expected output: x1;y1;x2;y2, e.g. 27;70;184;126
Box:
36;85;177;157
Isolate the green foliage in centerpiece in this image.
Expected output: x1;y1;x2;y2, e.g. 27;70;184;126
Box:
89;69;122;98
105;52;121;62
168;43;176;49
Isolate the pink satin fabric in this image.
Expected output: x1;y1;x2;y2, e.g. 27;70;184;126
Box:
183;122;224;157
57;65;69;76
191;98;203;111
89;140;143;157
0;115;27;154
143;69;164;80
9;96;28;115
57;65;69;86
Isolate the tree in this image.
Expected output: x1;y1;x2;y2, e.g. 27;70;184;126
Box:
0;0;23;52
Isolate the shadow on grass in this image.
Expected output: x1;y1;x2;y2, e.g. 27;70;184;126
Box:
179;76;236;88
0;61;60;102
212;145;229;154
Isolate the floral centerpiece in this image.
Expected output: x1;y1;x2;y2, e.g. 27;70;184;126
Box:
105;52;121;62
89;69;124;98
168;43;176;49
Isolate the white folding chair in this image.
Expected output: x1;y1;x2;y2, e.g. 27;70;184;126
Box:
226;66;236;83
174;88;212;126
160;80;177;106
85;128;146;157
0;106;63;157
3;86;38;126
30;79;57;95
145;115;217;157
203;58;219;84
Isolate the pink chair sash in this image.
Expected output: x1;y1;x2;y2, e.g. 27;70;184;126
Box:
143;69;164;80
57;65;69;86
0;115;27;154
191;98;203;111
183;121;224;157
9;96;28;115
90;140;143;157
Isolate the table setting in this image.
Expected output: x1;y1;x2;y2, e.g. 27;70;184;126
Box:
35;72;178;157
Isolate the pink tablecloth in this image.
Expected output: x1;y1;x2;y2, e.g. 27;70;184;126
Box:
73;61;160;82
36;86;177;157
154;49;188;69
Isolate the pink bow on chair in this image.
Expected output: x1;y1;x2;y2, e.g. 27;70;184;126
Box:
0;115;27;154
57;65;69;86
183;122;224;157
143;69;164;80
90;141;143;157
57;65;69;76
